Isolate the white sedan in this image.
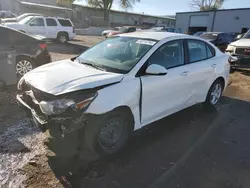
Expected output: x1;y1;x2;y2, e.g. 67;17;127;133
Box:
17;32;230;159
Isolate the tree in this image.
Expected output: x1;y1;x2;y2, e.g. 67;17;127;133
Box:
87;0;140;26
191;0;226;11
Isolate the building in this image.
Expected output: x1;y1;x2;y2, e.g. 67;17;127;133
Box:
0;0;71;19
176;8;250;34
0;0;57;12
72;4;176;28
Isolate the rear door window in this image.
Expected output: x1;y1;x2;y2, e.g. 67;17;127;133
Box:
58;19;72;27
188;40;210;63
46;18;57;26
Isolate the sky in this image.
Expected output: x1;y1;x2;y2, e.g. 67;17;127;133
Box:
76;0;250;16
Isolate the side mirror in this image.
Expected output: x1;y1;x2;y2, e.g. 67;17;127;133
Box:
145;64;167;76
29;23;35;26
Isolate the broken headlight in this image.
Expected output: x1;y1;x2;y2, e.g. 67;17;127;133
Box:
39;92;97;115
39;99;75;115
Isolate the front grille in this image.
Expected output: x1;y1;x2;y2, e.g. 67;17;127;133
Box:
235;48;250;56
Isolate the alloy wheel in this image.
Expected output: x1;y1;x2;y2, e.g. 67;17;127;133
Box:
210;83;222;105
16;60;33;75
60;36;67;43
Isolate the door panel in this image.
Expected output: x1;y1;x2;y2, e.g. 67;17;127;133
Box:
141;66;192;125
186;40;217;103
45;18;58;39
141;40;192;125
27;18;46;36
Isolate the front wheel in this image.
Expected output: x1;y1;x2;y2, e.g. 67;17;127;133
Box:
204;79;224;106
83;110;133;157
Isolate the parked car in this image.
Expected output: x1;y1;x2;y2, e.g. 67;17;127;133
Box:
149;26;180;33
193;31;205;36
0;25;51;76
232;33;245;42
16;32;230;160
200;32;237;52
5;16;76;43
1;13;42;23
107;26;137;37
102;27;121;37
0;11;16;19
226;30;250;68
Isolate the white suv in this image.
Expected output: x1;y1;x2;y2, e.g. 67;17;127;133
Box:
5;16;76;43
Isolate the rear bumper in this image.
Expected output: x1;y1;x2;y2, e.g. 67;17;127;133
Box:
69;33;76;40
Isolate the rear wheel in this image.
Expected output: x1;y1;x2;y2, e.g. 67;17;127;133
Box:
16;56;35;76
57;32;69;43
204;79;224;106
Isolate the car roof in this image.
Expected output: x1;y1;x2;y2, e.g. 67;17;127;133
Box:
118;31;186;41
28;15;71;20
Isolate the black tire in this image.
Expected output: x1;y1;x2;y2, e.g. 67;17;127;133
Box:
16;56;35;77
204;79;224;107
57;32;69;43
83;110;133;157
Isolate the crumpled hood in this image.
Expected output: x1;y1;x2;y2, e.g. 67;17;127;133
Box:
230;39;250;47
23;59;124;96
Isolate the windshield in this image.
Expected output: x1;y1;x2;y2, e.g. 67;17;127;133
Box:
18;16;33;24
200;33;219;40
151;27;164;30
17;14;28;20
77;37;156;73
243;31;250;38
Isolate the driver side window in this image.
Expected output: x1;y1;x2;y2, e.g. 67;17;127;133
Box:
148;40;184;69
29;18;45;26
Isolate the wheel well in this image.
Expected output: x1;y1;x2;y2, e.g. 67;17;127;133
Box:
215;77;225;90
16;55;34;63
113;106;135;132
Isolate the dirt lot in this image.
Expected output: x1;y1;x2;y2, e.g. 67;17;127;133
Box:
1;37;250;188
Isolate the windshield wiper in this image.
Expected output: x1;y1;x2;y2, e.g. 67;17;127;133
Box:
82;62;106;72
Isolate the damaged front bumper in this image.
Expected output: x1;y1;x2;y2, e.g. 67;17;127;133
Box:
227;53;250;68
16;93;88;137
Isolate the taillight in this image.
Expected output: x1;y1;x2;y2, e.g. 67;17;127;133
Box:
73;26;75;33
39;43;47;50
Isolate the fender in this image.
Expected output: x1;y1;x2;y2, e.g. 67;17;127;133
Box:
86;77;142;130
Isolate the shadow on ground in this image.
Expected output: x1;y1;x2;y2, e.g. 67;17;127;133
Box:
46;97;233;188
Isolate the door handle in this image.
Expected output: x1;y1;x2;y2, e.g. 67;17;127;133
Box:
211;64;216;68
180;71;189;76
